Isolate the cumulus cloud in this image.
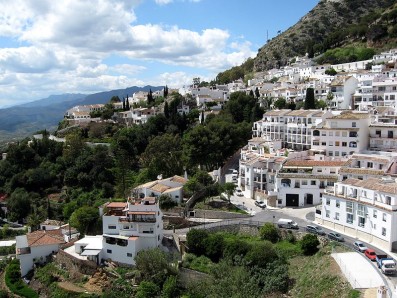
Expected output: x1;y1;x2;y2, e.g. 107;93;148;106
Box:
0;0;255;106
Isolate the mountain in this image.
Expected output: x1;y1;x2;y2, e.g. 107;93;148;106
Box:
0;86;163;141
254;0;397;71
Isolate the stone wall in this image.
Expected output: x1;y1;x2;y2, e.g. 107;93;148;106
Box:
193;209;251;219
55;249;97;276
178;267;208;287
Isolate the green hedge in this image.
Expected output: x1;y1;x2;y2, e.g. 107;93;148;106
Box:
5;259;38;298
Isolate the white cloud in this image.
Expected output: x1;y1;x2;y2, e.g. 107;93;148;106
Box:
0;0;255;107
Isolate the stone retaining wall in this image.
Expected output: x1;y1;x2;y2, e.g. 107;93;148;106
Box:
55;249;97;276
193;209;251;219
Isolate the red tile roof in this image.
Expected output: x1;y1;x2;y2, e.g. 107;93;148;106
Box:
27;230;65;247
106;202;127;208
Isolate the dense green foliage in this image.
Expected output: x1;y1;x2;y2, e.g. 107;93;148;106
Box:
259;222;280;243
316;47;376;65
0;91;260;231
5;259;39;298
301;234;320;255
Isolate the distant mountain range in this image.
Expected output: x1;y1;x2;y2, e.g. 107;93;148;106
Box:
0;86;163;143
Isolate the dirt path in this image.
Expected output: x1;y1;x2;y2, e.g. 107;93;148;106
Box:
57;281;87;293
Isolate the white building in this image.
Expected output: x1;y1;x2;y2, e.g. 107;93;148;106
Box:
275;159;344;207
72;198;163;267
64;104;104;118
319;177;397;251
16;230;66;276
134;175;188;204
311;111;370;158
329;75;358;109
117;107;157;126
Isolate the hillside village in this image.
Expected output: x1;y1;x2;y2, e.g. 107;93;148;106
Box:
3;48;397;297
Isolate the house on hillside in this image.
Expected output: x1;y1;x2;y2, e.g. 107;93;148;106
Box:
70;198;163;266
16;230;66;276
133;175;188;204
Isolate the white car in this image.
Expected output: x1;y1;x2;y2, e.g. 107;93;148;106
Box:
353;241;368;253
255;201;266;209
235;189;243;196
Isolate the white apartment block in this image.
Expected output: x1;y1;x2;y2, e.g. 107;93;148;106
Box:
275;159;344;207
319;177;397;251
369;107;397;151
65;104;105;118
339;153;397;181
117;107;157;126
311;111;370;158
252;109;332;151
73;199;163;267
329;75;358;109
372;76;397;107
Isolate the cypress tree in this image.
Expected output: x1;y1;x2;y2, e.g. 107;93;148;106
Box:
304;88;315;109
164;101;169;118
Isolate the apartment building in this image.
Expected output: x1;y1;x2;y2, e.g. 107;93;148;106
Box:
72;198;163;267
252;109;332;151
319;177;397;251
372;76;397;107
311;111;370;158
275;159;345;207
329;75;358;109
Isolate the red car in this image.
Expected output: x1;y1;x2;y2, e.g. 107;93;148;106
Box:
365;249;377;261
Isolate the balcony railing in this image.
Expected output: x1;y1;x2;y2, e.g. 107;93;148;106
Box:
119;217;156;223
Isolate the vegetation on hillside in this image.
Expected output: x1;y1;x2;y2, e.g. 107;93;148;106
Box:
0;91;262;233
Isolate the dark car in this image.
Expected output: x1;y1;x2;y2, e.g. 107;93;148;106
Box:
306;225;326;235
327;232;344;242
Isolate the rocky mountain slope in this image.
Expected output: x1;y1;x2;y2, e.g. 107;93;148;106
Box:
254;0;397;71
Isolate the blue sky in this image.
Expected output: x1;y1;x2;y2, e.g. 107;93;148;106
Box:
0;0;319;107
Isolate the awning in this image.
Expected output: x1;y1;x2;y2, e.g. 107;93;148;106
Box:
81;249;101;256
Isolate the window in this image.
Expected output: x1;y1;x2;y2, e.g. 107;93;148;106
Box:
107;249;112;254
127;253;132;257
108;225;117;230
326;198;330;205
376;130;381;136
358;216;365;227
357;204;365;217
329;141;334;146
367;162;373;168
311;180;316;185
386;196;391;205
335;141;340;146
382;227;386;236
375;194;378;201
346;201;353;213
342;142;347;147
383;213;387;222
335;132;340;137
321;142;326;146
335;151;340;156
347;213;353;224
342;132;347;137
329;132;333;137
352;122;356;127
326;210;330;218
302;180;308;185
373;210;377;218
336;200;340;208
335;212;339;220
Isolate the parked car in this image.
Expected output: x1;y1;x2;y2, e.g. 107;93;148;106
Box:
235;189;243;196
327;232;344;242
255;201;266;209
306;225;326;235
277;218;298;229
353;241;368;253
365;249;377;261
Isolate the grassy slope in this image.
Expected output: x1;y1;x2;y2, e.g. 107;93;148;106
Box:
288;247;358;298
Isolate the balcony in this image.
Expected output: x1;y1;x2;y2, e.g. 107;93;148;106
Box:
17;247;31;255
119;216;156;223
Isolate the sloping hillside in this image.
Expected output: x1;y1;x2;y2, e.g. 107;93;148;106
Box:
254;0;396;71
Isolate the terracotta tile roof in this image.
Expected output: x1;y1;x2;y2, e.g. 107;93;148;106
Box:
27;230;65;247
284;160;347;167
341;177;397;194
330;75;352;86
169;175;187;184
339;168;384;176
330;111;369;120
106;202;128;208
150;183;171;193
41;219;64;226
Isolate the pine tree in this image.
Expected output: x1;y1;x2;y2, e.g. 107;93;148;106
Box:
126;96;130;110
164;101;169;118
304;88;315;110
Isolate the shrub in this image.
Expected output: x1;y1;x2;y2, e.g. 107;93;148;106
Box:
244;241;278;269
5;259;38;298
161;275;179;298
223;239;252;262
159;195;177;210
186;229;209;256
301;234;320;256
259;223;280;243
205;233;224;262
136;281;160;298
